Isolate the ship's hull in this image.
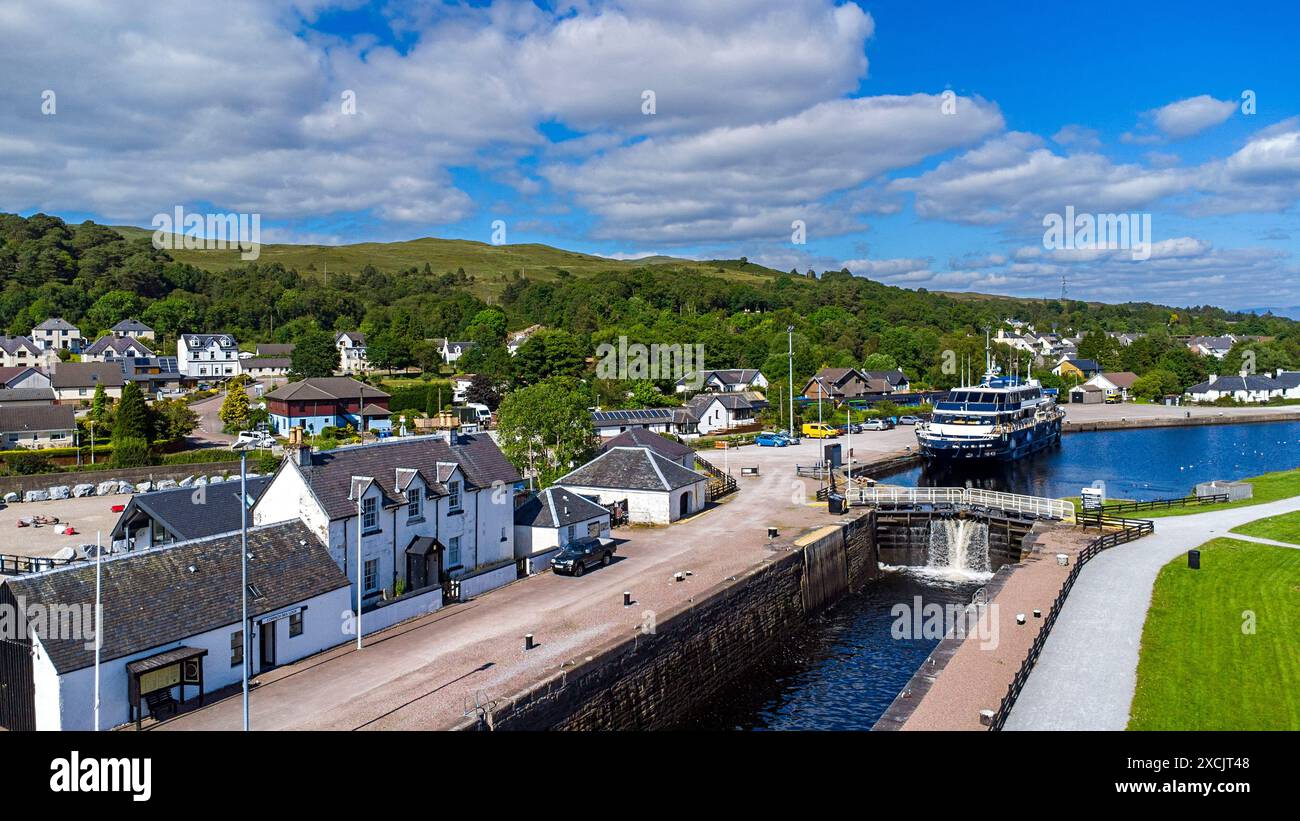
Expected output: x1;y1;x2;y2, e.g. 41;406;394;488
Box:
917;416;1062;463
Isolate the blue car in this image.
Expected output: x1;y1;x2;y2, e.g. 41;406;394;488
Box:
754;432;788;447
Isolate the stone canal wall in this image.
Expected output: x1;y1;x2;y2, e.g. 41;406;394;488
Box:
1063;409;1300;433
457;511;878;731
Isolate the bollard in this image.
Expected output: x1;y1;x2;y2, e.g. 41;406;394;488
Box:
1032;609;1041;619
623;591;632;607
524;633;535;650
767;527;779;540
1188;549;1200;570
1015;613;1026;625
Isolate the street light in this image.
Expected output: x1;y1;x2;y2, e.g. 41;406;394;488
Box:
786;326;795;439
231;441;254;731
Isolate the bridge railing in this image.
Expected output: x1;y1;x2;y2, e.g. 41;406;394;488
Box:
845;486;1074;521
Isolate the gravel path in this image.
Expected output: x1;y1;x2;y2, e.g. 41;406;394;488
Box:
1004;494;1300;731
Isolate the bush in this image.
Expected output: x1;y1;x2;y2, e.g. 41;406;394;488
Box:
158;449;242;465
7;450;55;475
110;436;152;469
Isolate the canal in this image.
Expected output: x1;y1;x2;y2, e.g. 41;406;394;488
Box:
690;420;1300;730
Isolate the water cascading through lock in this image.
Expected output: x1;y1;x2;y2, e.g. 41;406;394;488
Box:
926;518;990;573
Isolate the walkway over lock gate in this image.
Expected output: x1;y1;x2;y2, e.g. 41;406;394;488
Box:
843;486;1075;522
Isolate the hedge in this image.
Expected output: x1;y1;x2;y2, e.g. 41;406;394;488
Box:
382;380;454;414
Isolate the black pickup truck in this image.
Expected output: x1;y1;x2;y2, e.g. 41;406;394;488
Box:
550;536;617;577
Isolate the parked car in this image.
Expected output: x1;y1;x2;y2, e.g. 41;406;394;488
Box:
862;418;891;431
551;536;617;577
754;432;788;447
897;415;922;425
235;430;275;448
801;422;840;439
836;423;863;434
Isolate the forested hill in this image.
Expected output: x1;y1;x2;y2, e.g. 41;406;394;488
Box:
2;212;1296;391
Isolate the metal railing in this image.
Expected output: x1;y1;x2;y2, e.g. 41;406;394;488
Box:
987;515;1154;731
844;486;1073;521
0;553;81;576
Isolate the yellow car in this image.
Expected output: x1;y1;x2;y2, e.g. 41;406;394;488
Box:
802;422;840;439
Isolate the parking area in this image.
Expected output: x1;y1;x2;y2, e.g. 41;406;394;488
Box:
0;494;130;558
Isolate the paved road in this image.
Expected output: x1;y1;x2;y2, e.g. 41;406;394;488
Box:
152;438;858;731
185;380;272;447
1005;495;1300;731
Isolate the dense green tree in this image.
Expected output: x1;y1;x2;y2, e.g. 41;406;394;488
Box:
113;381;153;443
496;377;594;485
219;382;252;432
290;328;340;378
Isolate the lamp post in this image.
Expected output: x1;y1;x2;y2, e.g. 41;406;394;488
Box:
232;442;251;731
786;326;795;439
89;420;95;466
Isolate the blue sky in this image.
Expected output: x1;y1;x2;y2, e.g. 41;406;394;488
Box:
3;1;1299;312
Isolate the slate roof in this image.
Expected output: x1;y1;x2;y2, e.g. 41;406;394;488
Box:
598;428;695;462
0;335;41;355
0;366;43;386
266;377;390;402
862;369;909;386
0;404;74;432
1274;371;1300;389
1099;371;1139;389
1187;375;1284;393
685;392;755;414
83;335;155;358
183;333;237;349
2;520;347;674
112;319;154;333
242;357;291;370
256;343;295;357
49;361;125;389
555;446;706;492
676;368;763;388
292;434;521;520
111;476;273;543
514;487;610;529
1059;358;1100;372
0;387;56;404
34;317;78;332
336;331;366;345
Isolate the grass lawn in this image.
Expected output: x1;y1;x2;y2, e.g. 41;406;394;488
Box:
1128;538;1300;730
1060;467;1300;519
1230;510;1300;544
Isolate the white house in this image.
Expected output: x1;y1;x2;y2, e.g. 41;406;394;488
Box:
0;404;75;449
48;361;125;404
178;333;240;379
335;332;368;374
240;357;292;378
0;366;52;390
590;407;699;440
31;318;84;353
506;325;542;356
111;319;156;341
1186;335;1238;359
1185;373;1285;403
553;446;709;525
513;487;611;573
1083;371;1139;401
440;339;475;365
80;334;155;363
1274;370;1300;399
452;375;475;404
0;335;57;369
675;368;769;394
0;520;352;731
684;392;764;435
252;434;524;603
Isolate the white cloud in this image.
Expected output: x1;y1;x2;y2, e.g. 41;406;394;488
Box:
1151;95;1237;139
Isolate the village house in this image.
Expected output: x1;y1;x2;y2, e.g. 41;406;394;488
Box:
0;335;57;369
80;334;155;363
178;333;240;379
0;520;352;730
439;338;475;365
111;319;156;341
684;391;765;435
252;434;523;602
1185;373;1285;403
48;361;125;404
513;486;611;573
1274;370;1300;399
30;318;84;353
121;356;187;395
802;367;870;403
1081;371;1139;401
590;407;699;439
598;427;696;469
452;375;475;404
1186;335;1238;359
0;404;75;449
0;387;57;407
256;342;295;357
1051;357;1100;381
264;377;392;436
862;368;910;393
240;357;292;379
110;477;274;551
554;446;709;525
674;368;769;394
0;366;51;390
335;332;368;374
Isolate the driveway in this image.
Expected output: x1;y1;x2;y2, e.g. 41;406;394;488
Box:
1004;495;1300;730
184;381;268;447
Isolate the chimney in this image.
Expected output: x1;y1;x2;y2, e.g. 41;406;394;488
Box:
296;443;312;467
1208;374;1217;384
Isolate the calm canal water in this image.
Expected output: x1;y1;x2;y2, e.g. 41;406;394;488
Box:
689;421;1299;731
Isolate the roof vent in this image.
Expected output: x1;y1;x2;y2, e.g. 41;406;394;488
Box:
187;565;198;573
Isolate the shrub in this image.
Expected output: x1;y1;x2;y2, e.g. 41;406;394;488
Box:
7;450;55;475
110;436;152;469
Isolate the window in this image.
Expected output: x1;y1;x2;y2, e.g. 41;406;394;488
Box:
289;612;303;637
587;521;603;538
363;559;378;593
361;496;377;532
448;481;462;512
231;630;243;668
565;524;577;545
448;536;461;566
407;488;421;520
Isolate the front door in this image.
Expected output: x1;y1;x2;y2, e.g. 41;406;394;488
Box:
260;622;276;670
